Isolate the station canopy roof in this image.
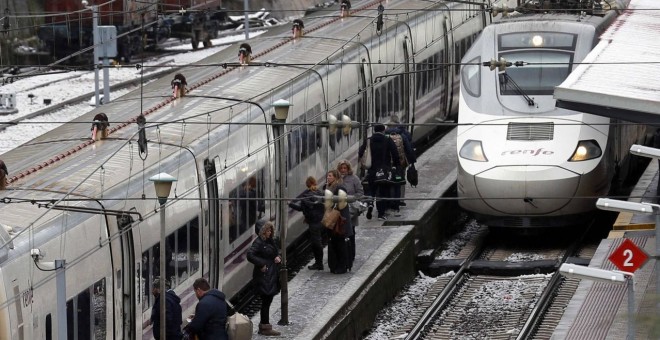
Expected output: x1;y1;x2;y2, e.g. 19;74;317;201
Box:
554;0;660;125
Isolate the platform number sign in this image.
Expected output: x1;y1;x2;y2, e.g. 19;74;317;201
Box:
608;238;649;273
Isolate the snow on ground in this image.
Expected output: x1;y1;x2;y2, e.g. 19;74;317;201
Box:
436;219;486;259
364;271;439;340
0;31;266;155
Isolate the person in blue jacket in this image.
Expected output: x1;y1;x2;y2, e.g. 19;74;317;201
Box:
185;278;228;340
150;278;183;340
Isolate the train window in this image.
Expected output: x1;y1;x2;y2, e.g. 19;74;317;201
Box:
93;279;107;338
46;314;52;340
375;88;382;120
229;173;265;241
65;278;105;340
462;57;481;97
392;76;401;113
499;51;572;95
190;218;200;276
141;249;153;311
499;32;576;51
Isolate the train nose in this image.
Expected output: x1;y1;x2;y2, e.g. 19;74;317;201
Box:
474;166;579;215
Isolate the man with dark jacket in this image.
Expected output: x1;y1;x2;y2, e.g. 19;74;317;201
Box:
150;278;183;340
186;278;229;340
289;176;325;270
358;124;400;220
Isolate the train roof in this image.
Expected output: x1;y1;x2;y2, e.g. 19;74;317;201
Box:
555;0;660;124
0;0;461;260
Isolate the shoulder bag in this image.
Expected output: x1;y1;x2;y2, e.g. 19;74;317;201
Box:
359;139;372;169
407;164;418;187
322;208;341;229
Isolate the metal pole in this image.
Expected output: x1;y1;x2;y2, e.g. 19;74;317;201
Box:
103;57;110;104
243;0;250;40
55;259;66;340
656;211;660;316
627;276;635;340
160;205;167;340
92;5;100;107
274;120;289;325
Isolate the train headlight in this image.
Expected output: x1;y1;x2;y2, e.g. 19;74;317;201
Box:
459;140;488;162
569;140;602;162
532;35;544;47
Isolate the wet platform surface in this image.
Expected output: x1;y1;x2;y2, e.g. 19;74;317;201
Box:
249;129;459;339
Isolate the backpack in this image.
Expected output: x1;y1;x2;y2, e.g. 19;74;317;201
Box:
389;133;408;168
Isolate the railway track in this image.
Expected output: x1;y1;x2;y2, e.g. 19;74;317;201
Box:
396;220;601;340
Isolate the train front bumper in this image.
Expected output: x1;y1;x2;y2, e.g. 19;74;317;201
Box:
458;164;607;217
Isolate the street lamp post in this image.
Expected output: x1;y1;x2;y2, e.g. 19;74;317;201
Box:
272;99;291;325
149;172;177;340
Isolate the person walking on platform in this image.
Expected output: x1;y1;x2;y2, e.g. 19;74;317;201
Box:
150;278;183;340
337;160;363;270
358;124;400;221
247;221;282;336
185;278;228;340
289;176;325;270
324;169;353;274
385;115;416;213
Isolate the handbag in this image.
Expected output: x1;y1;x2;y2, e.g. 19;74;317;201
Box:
407;164;418;187
332;215;346;236
374;167;391;183
226;301;253;340
359;140;372;169
322;208;341;229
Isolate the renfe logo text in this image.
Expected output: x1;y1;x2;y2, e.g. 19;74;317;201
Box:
501;148;554;156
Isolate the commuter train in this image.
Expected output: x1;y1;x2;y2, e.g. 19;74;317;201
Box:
0;0;489;338
456;0;647;228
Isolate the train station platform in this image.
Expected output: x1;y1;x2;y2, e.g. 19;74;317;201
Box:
249;129;460;339
552;161;660;339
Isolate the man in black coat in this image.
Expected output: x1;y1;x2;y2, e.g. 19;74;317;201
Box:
358;124;400;220
150;278;183;340
185;278;229;340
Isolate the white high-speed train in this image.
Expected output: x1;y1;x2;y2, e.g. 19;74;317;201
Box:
0;0;488;338
456;0;647;228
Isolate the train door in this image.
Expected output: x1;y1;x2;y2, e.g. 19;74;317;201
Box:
117;214;137;340
441;19;452;121
402;39;414;137
107;212;137;339
205;158;224;289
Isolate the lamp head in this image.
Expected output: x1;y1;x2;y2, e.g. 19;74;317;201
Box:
596;198;656;215
82;0;89;7
327;115;338;135
324;189;334;209
149;172;177;205
629;144;660;159
272;99;291;121
559;263;628;284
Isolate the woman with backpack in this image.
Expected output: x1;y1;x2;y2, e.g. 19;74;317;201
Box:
289;176;325;270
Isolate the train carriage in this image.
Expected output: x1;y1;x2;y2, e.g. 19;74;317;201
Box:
0;0;489;338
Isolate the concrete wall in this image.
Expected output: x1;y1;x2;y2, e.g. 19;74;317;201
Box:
316;228;417;340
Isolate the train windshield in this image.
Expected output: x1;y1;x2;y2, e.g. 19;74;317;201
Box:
498;32;576;95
